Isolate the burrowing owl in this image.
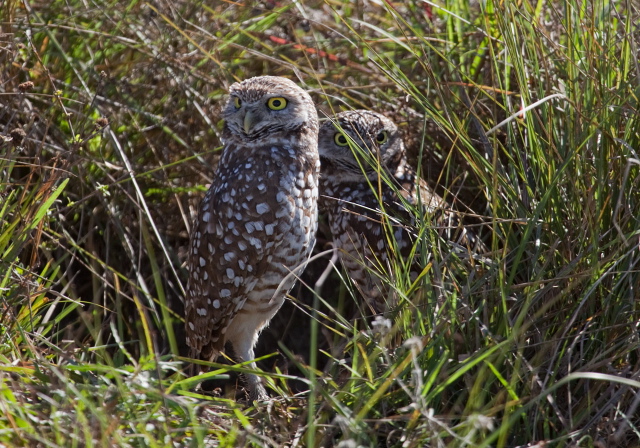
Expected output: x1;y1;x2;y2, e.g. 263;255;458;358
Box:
318;110;481;313
185;76;319;401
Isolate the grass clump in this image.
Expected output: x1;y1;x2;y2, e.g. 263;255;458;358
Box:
1;0;640;446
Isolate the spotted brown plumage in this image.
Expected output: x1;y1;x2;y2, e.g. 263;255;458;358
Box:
185;76;319;401
318;110;482;314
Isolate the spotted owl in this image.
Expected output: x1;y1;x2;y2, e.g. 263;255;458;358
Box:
318;110;482;314
185;76;320;401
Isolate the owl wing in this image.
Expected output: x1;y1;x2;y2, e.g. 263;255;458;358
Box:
412;177;486;253
361;170;481;256
185;148;283;361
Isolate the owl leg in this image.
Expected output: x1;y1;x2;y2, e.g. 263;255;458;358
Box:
226;324;269;401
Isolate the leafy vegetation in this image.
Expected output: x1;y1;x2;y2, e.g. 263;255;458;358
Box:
1;0;639;446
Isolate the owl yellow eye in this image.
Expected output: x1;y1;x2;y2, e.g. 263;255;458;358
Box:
375;131;388;144
267;97;288;110
233;97;242;109
334;133;349;146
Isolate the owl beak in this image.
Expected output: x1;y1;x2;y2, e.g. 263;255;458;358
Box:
243;110;258;135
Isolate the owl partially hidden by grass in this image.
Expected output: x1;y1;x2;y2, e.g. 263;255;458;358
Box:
185;76;320;401
318;110;484;314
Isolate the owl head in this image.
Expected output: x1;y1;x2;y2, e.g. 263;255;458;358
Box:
222;76;318;142
318;110;405;182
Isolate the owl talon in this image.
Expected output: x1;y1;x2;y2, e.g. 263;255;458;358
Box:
247;384;270;403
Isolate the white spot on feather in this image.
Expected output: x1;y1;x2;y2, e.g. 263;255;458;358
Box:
256;203;270;214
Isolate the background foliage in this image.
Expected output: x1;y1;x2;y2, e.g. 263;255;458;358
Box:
1;0;640;446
